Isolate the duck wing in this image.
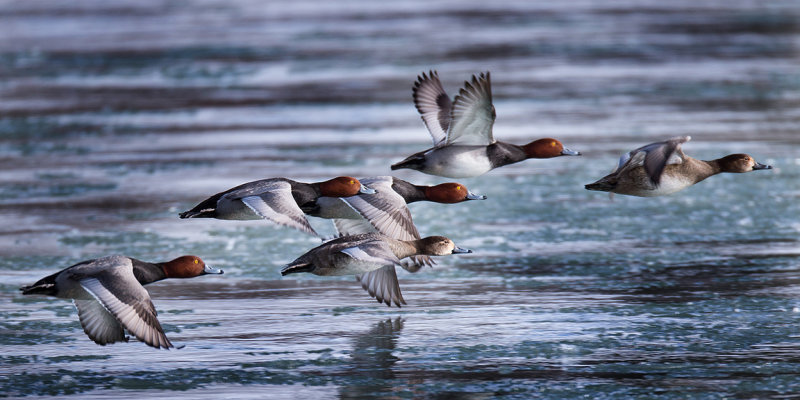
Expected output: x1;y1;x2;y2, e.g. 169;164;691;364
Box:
74;258;173;349
73;298;129;345
233;181;318;237
356;265;407;307
446;72;496;146
340;241;403;266
341;177;433;270
618;136;690;185
413;71;452;147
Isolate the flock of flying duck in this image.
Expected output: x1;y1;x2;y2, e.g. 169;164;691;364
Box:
20;71;773;349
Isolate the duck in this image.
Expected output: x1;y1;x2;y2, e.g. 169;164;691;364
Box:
281;233;471;306
390;70;581;178
315;176;485;306
19;255;223;349
585;136;773;197
179;176;376;237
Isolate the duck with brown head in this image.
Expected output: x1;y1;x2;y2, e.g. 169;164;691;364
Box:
585;136;772;197
178;176;375;237
390;71;580;178
20;255;223;349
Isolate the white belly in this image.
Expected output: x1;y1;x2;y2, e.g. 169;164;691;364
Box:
628;175;694;197
423;146;493;178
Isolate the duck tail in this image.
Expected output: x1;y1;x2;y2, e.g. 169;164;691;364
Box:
390;154;424;171
178;209;215;219
20;273;58;296
281;262;314;276
585;178;615;192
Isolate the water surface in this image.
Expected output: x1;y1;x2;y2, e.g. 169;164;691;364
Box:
1;0;800;398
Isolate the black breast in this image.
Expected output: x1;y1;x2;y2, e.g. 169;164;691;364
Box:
390;178;426;203
486;142;527;168
289;180;322;215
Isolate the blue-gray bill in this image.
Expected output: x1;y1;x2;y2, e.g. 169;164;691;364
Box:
359;185;377;194
753;162;772;170
203;265;224;274
466;192;487;200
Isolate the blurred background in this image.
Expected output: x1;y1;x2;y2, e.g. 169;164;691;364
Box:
1;0;799;398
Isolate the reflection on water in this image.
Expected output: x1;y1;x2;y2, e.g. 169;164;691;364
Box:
1;0;800;398
339;318;403;399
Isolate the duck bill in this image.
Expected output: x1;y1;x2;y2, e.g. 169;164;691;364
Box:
752;162;772;170
561;148;581;156
203;265;224;275
465;191;487;200
451;246;473;254
359;184;377;194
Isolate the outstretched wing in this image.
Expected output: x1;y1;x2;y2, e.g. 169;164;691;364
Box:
413;70;452;147
618;136;691;185
234;181;318;236
77;260;173;349
74;298;128;346
356;265;407;307
446;72;496;146
340;241;403;266
341;176;433;270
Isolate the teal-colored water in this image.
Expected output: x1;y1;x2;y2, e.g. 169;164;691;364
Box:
1;1;799;398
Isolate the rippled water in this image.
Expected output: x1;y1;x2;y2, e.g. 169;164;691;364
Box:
2;0;800;398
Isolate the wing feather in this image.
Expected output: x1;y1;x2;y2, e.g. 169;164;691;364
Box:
240;191;318;237
413;70;452;147
447;72;496;146
356;265;407;307
80;277;173;349
74;299;128;345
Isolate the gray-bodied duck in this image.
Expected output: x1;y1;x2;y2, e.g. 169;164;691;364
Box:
179;176;375;237
20;255;223;349
391;71;580;178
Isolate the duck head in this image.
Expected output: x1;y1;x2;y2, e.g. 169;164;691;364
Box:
417;236;472;256
320;176;376;197
424;182;487;203
163;255;223;278
718;154;772;173
522;138;581;159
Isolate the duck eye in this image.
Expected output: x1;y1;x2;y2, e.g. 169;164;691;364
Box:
550;141;556;147
349;180;354;185
456;186;461;191
194;259;198;264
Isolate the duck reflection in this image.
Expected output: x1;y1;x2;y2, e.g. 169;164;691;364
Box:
339;318;404;399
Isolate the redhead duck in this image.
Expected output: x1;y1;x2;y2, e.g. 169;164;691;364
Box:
281;233;471;307
20;255;223;349
585;136;773;197
316;176;485;306
179;176;375;237
390;71;581;178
